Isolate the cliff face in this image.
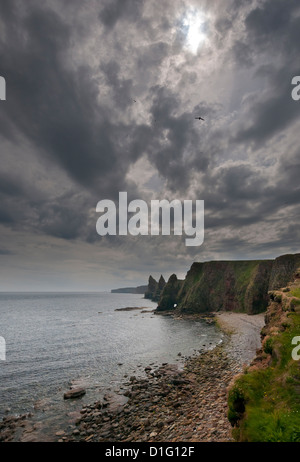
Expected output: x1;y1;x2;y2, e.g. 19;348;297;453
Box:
144;275;166;302
268;253;300;290
156;253;300;315
156;274;183;312
144;276;157;300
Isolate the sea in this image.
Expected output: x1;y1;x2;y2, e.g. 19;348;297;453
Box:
0;292;223;437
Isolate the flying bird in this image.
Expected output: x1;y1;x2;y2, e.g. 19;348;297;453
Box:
195;117;205;121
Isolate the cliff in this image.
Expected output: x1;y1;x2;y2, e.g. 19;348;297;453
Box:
144;275;166;302
269;253;300;290
155;253;300;315
156;274;183;312
227;267;300;441
111;285;147;294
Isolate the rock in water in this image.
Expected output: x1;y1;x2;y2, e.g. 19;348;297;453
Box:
64;388;86;400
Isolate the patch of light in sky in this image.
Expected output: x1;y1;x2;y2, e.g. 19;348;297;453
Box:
183;9;208;54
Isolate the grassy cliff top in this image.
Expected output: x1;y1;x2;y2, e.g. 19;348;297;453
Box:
227;271;300;442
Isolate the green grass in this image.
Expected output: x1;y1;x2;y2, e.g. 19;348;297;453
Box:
290;288;300;299
228;310;300;442
263;337;274;355
238;408;300;442
233;261;259;288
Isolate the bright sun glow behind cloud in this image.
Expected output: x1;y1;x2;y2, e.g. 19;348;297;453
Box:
183;10;208;54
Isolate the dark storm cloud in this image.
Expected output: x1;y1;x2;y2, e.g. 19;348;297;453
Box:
0;1;131;200
232;41;253;68
0;249;14;255
101;60;134;110
234;77;299;146
38;192;92;240
195;120;300;233
0;172;24;197
203;0;300;254
136;86;213;191
136;41;171;72
0;0;299;290
0;208;14;225
229;0;300;146
244;0;300;54
0;0;210;244
198;163;268;229
99;0;144;29
278;147;300;187
0;179;94;241
0;171;37;226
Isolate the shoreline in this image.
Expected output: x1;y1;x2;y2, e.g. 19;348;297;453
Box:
0;311;265;442
65;312;265;442
215;312;265;366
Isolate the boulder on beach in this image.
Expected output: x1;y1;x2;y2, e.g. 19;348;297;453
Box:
63;388;86;400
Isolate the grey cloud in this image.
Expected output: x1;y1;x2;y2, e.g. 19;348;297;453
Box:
234;0;300;60
0;172;24;197
0;249;14;255
226;0;300;125
0;208;14;224
214;17;232;35
195;148;300;235
38;193;91;240
226;1;300;146
232;41;254;68
0;178;94;241
0;2;131;199
136;41;170;71
101;60;134;110
245;0;297;50
138;87;212;191
0;0;300;289
99;0;144;29
234;68;300;146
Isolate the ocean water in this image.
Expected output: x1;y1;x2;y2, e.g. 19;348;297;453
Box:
0;292;223;428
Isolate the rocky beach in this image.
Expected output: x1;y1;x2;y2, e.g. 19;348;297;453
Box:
0;312;264;442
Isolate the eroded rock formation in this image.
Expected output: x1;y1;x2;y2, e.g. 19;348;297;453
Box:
155;253;300;315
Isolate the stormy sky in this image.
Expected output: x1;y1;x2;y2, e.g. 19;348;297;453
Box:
0;0;299;291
